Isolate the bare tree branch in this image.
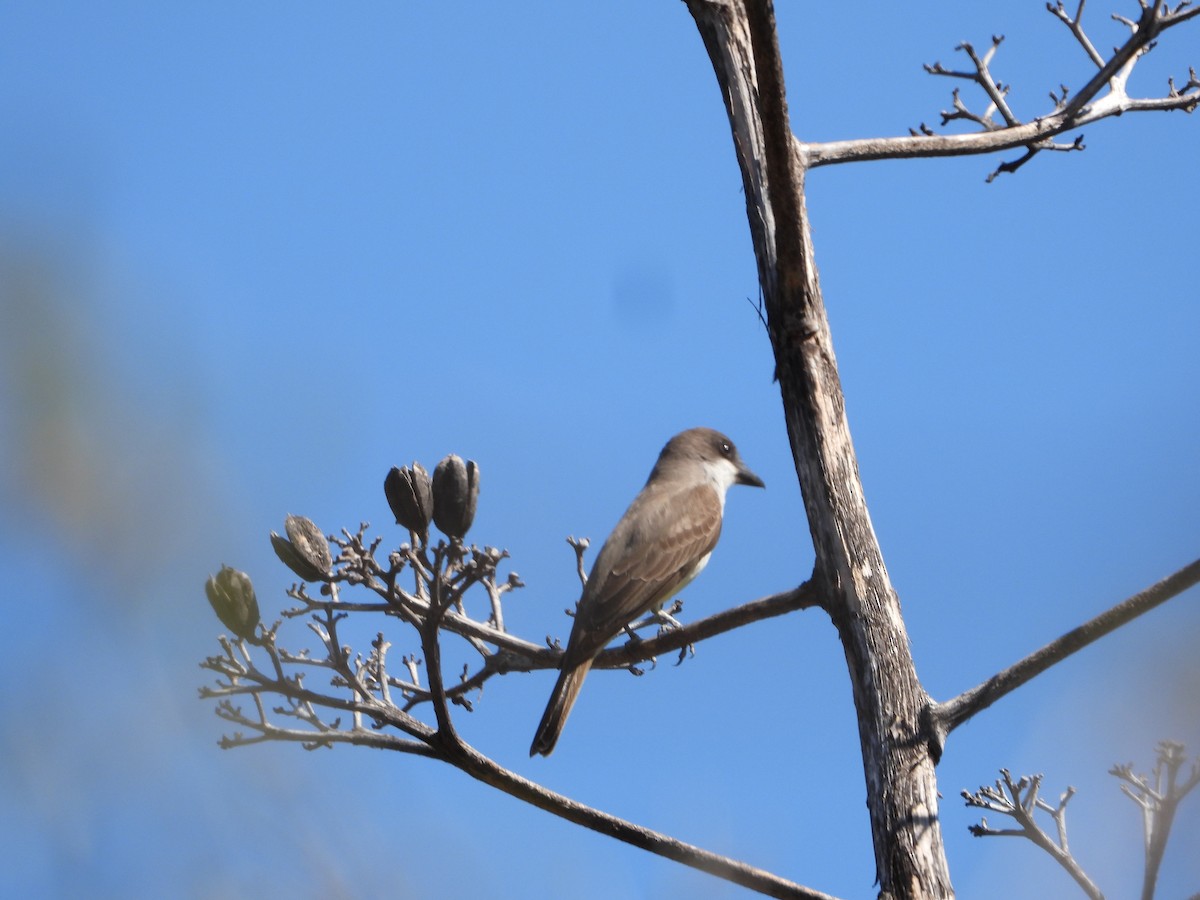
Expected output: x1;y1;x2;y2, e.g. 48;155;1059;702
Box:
1048;0;1108;68
442;735;840;900
964;744;1200;900
930;556;1200;742
214;683;841;899
962;770;1103;899
924;36;1019;128
1059;0;1196;119
802;0;1199;177
206;641;835;897
1111;740;1200;900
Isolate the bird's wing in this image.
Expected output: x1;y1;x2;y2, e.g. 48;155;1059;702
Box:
565;482;722;662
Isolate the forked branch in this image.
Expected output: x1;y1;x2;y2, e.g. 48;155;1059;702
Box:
963;769;1102;900
1112;740;1200;900
965;744;1200;900
802;0;1200;178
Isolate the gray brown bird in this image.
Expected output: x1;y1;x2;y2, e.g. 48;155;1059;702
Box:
530;427;764;756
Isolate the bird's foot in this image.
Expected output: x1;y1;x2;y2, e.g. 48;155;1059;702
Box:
630;598;685;636
653;609;683;633
674;642;695;666
621;627;655;672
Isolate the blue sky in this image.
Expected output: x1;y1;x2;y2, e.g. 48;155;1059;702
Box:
1;3;1197;898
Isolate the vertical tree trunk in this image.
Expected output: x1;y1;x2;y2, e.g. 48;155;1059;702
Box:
686;2;952;896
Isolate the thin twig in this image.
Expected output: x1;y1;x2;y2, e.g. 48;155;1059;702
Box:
1052;0;1106;66
567;535;590;589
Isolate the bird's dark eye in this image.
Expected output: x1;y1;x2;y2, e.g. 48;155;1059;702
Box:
719;440;732;457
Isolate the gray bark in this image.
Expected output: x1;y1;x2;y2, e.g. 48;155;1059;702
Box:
685;2;953;896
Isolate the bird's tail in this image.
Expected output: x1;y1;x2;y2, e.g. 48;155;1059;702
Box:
529;658;593;757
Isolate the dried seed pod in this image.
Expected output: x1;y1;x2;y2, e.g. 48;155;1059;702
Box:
384;462;433;539
205;565;260;640
270;515;332;582
432;454;479;539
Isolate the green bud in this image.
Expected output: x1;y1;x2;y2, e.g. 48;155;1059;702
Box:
205;565;260;640
270;514;332;582
384;462;433;539
432;454;479;539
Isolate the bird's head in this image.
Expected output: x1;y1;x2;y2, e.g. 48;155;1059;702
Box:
653;427;765;493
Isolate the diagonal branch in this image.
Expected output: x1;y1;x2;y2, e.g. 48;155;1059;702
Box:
208;639;841;899
1048;0;1109;68
436;733;841;900
930;556;1200;740
1060;0;1176;120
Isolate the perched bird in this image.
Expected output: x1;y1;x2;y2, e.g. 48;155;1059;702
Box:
530;427;764;756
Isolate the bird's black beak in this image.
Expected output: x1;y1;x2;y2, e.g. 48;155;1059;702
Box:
737;466;765;489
